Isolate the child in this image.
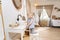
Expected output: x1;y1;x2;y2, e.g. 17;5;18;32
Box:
27;13;35;34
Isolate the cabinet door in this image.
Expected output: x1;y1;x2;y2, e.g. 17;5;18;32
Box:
52;20;60;26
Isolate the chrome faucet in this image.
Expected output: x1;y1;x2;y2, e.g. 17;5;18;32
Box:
17;14;26;21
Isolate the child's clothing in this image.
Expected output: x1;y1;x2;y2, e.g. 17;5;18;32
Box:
27;17;35;33
29;28;35;34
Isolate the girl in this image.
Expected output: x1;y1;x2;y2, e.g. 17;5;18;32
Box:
27;13;35;34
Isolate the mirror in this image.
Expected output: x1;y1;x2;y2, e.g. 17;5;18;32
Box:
12;0;22;10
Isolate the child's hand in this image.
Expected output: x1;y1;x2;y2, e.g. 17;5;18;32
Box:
26;25;29;29
26;25;28;28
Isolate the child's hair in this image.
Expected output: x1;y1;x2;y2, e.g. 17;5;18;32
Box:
33;13;35;15
27;13;35;19
27;12;35;15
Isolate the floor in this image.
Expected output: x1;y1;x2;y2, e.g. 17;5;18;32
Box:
6;27;60;40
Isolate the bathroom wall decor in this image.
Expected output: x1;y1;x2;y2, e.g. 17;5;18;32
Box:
12;0;22;10
54;7;60;11
57;9;60;11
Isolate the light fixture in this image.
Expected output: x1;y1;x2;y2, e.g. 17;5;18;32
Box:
34;0;38;6
34;3;38;6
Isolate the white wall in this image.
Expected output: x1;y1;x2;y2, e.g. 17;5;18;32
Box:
52;1;60;17
1;0;27;40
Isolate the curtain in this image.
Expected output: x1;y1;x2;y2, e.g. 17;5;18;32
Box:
40;7;50;26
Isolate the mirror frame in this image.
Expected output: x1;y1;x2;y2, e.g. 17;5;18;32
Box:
12;0;22;10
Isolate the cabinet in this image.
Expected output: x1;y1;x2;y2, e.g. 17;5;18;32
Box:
52;19;60;26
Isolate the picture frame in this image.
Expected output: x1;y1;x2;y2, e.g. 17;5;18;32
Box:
12;0;22;9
